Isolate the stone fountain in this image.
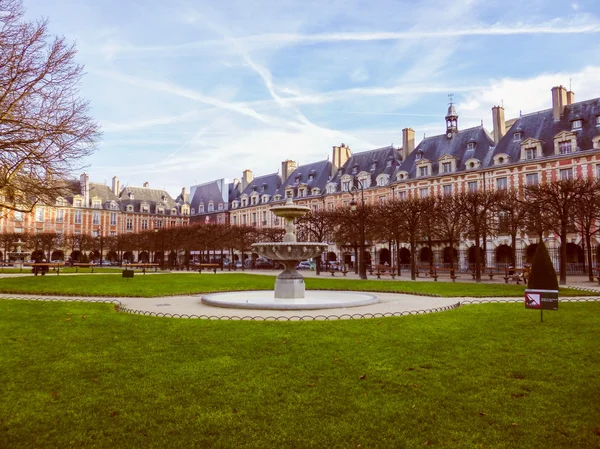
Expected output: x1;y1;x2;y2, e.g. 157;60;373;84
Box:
251;197;328;299
201;198;379;310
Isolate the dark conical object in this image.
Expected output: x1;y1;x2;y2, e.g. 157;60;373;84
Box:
527;242;559;290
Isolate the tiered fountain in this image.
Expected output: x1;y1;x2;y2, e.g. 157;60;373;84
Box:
201;198;378;310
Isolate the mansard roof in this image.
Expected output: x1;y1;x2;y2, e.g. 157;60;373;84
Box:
89;183;120;205
398;126;494;178
189;179;228;213
334;145;401;186
240;172;281;198
119;186;178;213
283;160;331;192
493;97;600;162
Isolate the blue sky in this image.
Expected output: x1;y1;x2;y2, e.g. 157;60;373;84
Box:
23;0;600;194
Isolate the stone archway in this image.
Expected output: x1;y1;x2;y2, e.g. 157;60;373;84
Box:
467;246;485;267
442;247;458;265
379;248;390;265
138;251;149;263
419;247;433;264
123;251;134;264
327;251;337;262
495;244;513;267
50;250;64;262
399;248;411;265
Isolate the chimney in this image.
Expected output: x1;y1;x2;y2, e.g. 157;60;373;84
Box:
143;181;149;188
401;128;415;160
111;176;120;195
181;187;188;203
491;106;506;144
331;143;352;177
567;90;575;105
241;169;253;191
281;160;297;183
551;86;567;121
79;173;89;207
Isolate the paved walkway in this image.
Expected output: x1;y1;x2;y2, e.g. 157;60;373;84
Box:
0;270;598;319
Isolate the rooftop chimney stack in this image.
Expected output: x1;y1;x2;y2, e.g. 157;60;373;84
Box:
181;187;188;203
491;106;506;144
241;169;254;191
401;128;415;160
331;143;352;177
281;160;297;183
143;181;149;188
79;173;89;207
552;85;568;121
111;176;120;195
567;90;575;105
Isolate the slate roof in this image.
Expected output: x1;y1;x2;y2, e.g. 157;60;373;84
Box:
119;186;178;214
398;126;494;178
239;172;282;199
492;98;600;162
282;160;332;196
189;179;228;213
89;183;120;207
333;145;402;187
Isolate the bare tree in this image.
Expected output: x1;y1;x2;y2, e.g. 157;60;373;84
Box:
455;190;502;282
296;209;336;274
436;195;465;270
497;188;530;265
525;179;584;285
574;179;600;281
0;0;100;212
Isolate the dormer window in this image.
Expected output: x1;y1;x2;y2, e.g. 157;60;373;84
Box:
126;205;133;212
525;147;537;160
308;173;315;181
110;202;118;210
261;184;267;192
171;208;177;215
465;158;481;170
513;131;523;142
370;162;377;171
493;153;510;165
338;168;344;177
326;183;336;194
442;162;452;173
467;140;476;151
416;151;423;161
161;195;166;202
419;166;429;177
596;115;600;126
191;208;196;214
572;119;582;130
157;207;164;214
141;204;149;213
559;140;572;154
208;202;214;212
274;194;282;201
352;165;358;175
396;171;408;181
56;197;65;206
342;180;351;192
232;201;238;209
386;159;392;168
262;195;269;204
92;200;101;209
252;185;257;192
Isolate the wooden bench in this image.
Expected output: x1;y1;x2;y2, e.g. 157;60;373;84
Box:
122;263;159;274
31;262;64;276
503;267;530;284
371;265;396;279
329;266;349;276
73;263;95;273
431;267;459;282
416;265;435;278
196;263;220;274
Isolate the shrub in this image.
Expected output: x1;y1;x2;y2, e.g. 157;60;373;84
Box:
527;242;559;290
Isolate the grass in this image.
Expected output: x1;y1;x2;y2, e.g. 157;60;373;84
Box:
0;272;591;297
0;267;123;274
0;300;599;448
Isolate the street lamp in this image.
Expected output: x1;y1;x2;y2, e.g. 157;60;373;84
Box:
153;216;165;269
350;178;367;280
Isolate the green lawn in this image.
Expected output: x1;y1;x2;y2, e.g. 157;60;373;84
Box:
0;272;592;297
0;300;598;448
0;266;122;274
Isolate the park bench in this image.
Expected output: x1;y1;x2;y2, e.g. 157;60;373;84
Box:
122;263;159;274
369;264;396;279
196;263;220;274
415;265;435;278
503;267;530;284
329;265;349;276
431;267;459;282
73;263;95;273
31;262;64;276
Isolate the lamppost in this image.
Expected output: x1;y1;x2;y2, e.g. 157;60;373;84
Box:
350;179;367;280
153;217;165;269
96;226;103;267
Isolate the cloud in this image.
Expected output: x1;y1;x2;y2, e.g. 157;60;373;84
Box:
349;68;369;83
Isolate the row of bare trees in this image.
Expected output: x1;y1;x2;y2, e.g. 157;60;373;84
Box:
2;179;598;283
294;178;600;284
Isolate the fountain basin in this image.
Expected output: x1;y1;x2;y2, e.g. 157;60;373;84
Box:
201;290;379;310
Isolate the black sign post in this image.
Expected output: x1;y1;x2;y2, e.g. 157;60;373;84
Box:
525;289;558;322
122;269;134;280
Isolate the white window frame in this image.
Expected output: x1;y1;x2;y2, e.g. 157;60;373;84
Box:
525;148;537;160
526;173;539;186
468;181;478;193
443;185;452;196
496;177;508;190
572;120;582;130
559;168;573;180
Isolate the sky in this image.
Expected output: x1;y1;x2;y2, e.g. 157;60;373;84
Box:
22;0;600;196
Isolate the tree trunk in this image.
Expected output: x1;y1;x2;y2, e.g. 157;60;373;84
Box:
559;228;567;285
474;231;482;282
410;239;416;280
395;240;402;277
586;233;593;282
